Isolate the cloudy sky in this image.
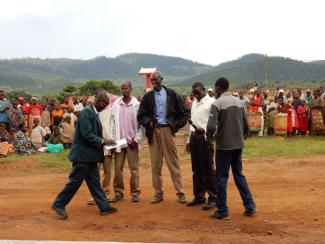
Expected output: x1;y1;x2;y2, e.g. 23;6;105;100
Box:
0;0;324;65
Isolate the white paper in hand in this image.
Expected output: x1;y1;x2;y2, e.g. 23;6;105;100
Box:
104;138;127;150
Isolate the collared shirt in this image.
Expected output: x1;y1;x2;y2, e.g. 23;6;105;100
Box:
119;99;136;145
154;87;168;124
92;105;98;114
74;102;84;112
190;94;215;132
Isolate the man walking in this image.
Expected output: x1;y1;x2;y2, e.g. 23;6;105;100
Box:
207;77;256;220
186;82;218;210
137;71;190;204
52;91;117;219
109;82;144;203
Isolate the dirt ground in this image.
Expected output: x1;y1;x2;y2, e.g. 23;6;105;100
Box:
0;153;325;243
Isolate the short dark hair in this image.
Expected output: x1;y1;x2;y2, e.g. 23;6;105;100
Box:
121;81;132;89
215;77;229;91
192;82;205;90
95;91;110;104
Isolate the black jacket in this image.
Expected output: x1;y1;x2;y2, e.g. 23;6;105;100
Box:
68;105;104;163
137;86;190;144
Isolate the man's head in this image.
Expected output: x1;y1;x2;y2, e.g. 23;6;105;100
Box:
239;90;244;99
31;97;38;105
49;98;56;105
65;114;71;124
151;71;163;91
18;96;24;105
255;89;261;97
207;88;214;97
301;99;306;105
33;118;40;126
0;123;5;133
94;91;109;112
64;96;70;104
11;98;18;108
192;82;206;101
0;90;5;100
121;81;132;99
313;89;320;98
214;77;229;97
277;96;284;105
53;126;60;135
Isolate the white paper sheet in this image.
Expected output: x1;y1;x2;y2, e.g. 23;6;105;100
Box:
104;138;127;150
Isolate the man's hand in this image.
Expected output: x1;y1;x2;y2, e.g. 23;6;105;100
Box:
128;139;138;149
149;121;154;129
186;143;191;153
103;139;116;146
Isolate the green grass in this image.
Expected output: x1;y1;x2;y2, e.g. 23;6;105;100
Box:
244;136;325;158
1;137;325;172
0;150;71;172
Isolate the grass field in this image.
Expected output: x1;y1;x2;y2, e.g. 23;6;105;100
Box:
1;136;325;171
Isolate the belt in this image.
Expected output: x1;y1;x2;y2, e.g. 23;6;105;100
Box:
155;124;169;128
191;131;205;136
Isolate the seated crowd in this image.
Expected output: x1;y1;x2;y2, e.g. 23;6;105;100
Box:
0;90;86;157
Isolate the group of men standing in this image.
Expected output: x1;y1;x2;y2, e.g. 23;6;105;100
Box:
52;72;256;221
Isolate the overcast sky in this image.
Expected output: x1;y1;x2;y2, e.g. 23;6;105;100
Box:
0;0;324;65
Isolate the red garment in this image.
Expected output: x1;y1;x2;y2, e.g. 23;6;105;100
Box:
26;105;43;116
287;106;299;133
297;105;308;133
251;97;261;112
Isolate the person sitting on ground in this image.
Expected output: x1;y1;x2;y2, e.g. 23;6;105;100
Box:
65;107;77;128
48;126;64;145
14;125;39;155
60;114;75;149
31;117;46;147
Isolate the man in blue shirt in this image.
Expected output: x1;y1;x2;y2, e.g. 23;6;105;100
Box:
138;71;190;204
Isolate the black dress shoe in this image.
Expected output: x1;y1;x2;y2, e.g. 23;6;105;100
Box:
111;194;124;203
151;195;163;204
202;201;217;210
51;204;68;219
187;198;206;207
100;207;118;216
244;208;257;216
210;211;231;220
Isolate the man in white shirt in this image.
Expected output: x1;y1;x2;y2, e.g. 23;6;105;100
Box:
186;82;218;210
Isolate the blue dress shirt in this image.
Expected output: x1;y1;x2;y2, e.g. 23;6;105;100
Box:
154;87;168;125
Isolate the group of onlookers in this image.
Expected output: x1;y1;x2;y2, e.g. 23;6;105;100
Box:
182;87;325;136
0;91;83;157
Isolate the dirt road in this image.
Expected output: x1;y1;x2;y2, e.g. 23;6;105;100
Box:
0;155;324;243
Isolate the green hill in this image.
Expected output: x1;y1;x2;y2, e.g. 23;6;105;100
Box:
0;53;211;94
1;53;325;95
171;54;325;88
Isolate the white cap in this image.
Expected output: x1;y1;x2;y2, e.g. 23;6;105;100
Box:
208;88;213;92
279;89;284;93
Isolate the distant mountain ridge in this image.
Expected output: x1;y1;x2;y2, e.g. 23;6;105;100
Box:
172;54;325;88
0;53;211;94
1;53;325;94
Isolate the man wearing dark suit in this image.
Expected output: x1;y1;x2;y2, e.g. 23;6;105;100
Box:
52;92;117;219
137;71;190;204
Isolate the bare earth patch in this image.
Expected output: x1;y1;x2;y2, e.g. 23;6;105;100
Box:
0;155;325;243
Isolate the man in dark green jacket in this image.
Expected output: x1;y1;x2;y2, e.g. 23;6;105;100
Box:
52;92;117;219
